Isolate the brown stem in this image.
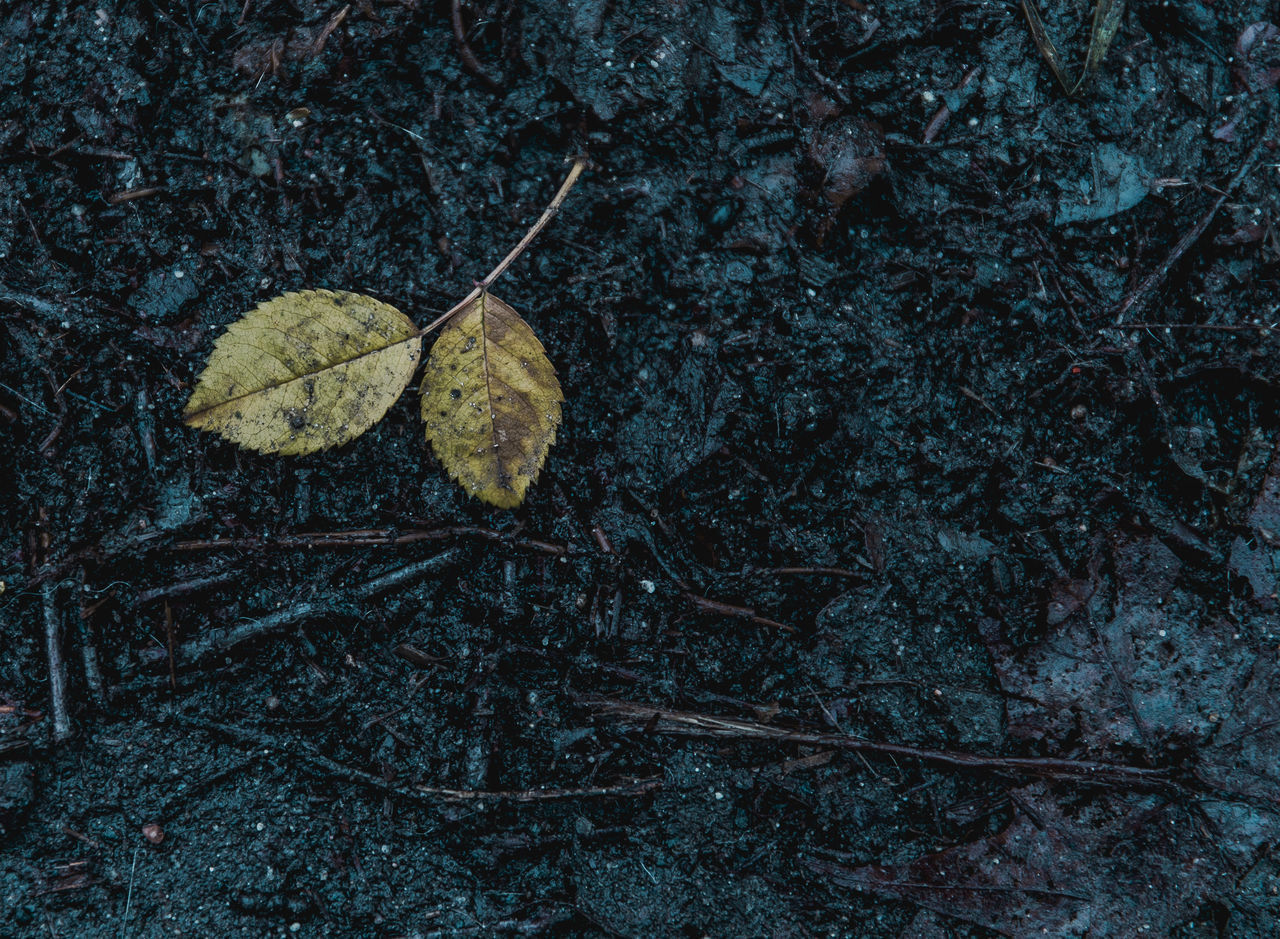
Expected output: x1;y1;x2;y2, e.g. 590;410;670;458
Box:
419;156;588;336
175;716;660;804
1115;126;1267;324
170;524;571;557
136;549;462;669
587;698;1176;791
449;0;502;92
43;581;71;743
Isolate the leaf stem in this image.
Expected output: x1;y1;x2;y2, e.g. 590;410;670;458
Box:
420;155;588;336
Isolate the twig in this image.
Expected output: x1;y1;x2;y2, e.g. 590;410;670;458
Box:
420;157;588;336
449;0;502;91
586;699;1176;790
0;287;66;321
174;716;662;804
163;601;177;691
106;186;165;205
74;566;107;708
726;566;863;579
1021;0;1124;96
923;66;981;143
171;524;571;556
77;618;107;709
137;549;462;668
308;3;349;56
683;592;794;633
1120;321;1276;331
807;858;1091;902
134;572;239;606
43;581;72;743
1115;129;1268;325
121;848;140;939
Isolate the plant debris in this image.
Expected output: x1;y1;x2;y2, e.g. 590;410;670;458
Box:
420;292;563;509
184;290;421;455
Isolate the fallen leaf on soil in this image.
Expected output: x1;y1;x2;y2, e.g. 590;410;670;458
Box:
814;529;1280;933
1235;23;1280;92
185;289;421;455
231;4;351;78
419;292;562;508
811;781;1270;938
804;116;885;242
1055;143;1148;225
1231;441;1280;609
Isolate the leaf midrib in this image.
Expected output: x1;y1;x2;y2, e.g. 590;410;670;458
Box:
185;332;419;423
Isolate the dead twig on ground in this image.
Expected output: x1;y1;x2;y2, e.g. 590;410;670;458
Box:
76;568;107;708
923;66;981;143
586;698;1176;791
450;0;502;92
42;581;71;743
172;524;571;557
683;592;795;632
1115;128;1269;325
174;716;661;804
723;565;864;580
137;548;463;669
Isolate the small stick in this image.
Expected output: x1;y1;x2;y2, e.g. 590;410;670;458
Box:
137;548;462;668
588;698;1175;791
684;592;795;633
449;0;502;92
106;187;165;205
171;524;572;557
164;601;177;691
758;566;862;578
1115;130;1267;325
121;848;140;939
420;156;588;336
42;581;71;743
176;716;661;804
135;572;239;606
75;568;107;708
1118;321;1276;332
923;66;981;143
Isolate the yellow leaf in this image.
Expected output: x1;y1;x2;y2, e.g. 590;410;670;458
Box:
185;289;421;455
420;292;563;508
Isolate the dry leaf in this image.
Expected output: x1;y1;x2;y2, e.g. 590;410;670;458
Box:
420;292;562;508
185;289;421;455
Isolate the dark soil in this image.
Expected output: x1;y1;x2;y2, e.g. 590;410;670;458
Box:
3;0;1280;936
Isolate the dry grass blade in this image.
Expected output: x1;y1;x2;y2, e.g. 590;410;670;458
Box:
420;292;563;508
185;290;421;455
1022;0;1125;96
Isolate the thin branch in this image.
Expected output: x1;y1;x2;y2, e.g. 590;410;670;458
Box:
174;716;661;804
170;524;571;557
586;698;1176;790
683;592;795;633
807;858;1091;902
1115;127;1268;324
449;0;502;91
76;566;107;707
420;157;588;336
43;581;71;743
136;549;462;668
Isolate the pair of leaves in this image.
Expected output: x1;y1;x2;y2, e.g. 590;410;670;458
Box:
183;288;562;508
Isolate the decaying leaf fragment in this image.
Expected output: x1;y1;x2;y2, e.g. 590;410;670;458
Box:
184;289;421;455
420;292;562;508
